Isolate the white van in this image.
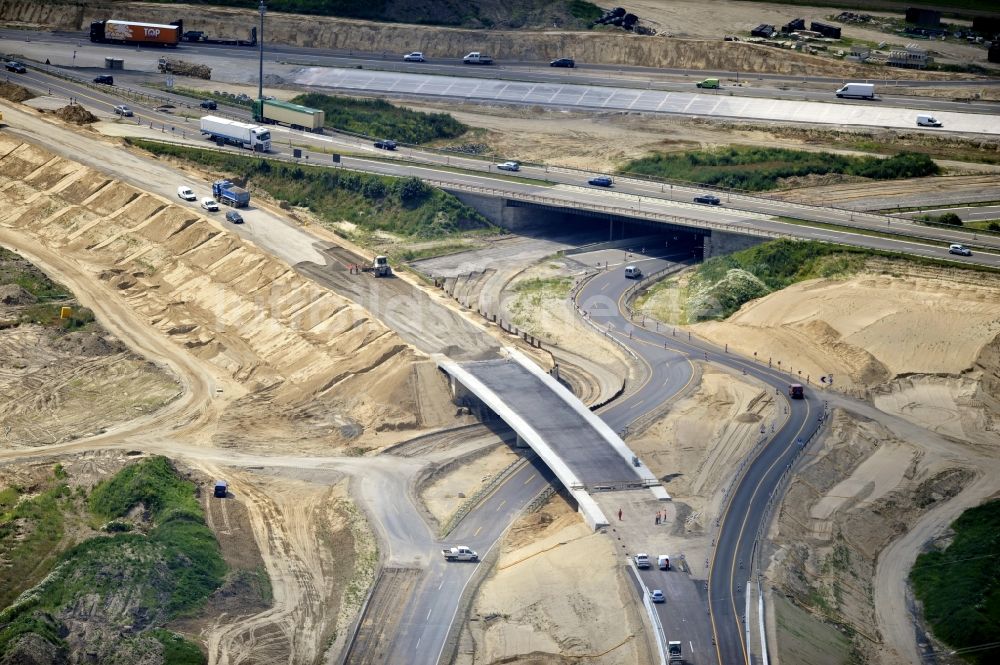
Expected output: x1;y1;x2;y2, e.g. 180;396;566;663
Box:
917;114;942;127
624;265;643;279
658;554;671;570
835;82;875;99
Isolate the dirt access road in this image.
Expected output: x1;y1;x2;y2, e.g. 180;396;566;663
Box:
0;101;499;362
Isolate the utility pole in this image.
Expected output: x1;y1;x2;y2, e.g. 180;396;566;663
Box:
258;0;266;102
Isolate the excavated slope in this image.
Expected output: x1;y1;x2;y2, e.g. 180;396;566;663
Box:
0;134;452;450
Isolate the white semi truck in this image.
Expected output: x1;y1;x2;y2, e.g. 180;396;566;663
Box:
199;115;271;152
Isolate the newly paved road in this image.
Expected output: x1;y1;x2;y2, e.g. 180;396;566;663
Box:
575;249;824;665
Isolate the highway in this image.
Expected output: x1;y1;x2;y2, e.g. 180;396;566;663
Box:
2;41;996;665
6;28;999;117
7;59;1000;268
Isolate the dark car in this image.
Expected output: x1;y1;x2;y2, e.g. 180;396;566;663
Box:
374;139;397;151
693;194;721;205
93;74;114;85
4;61;26;73
588;176;613;187
200;99;217;110
550;58;575;68
225;210;244;224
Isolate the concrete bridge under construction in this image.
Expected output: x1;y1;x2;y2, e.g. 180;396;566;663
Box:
436;348;669;529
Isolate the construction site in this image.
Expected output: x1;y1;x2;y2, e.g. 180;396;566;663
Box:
1;1;999;664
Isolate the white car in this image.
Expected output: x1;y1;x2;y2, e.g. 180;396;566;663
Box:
177;186;197;201
403;52;425;62
113;104;133;117
496;161;520;172
949;243;972;256
650;589;665;603
200;197;219;211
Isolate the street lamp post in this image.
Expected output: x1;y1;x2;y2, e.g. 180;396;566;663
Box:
258;0;266;103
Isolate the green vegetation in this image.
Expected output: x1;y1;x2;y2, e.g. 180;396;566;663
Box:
568;0;602;22
687;239;870;320
910;499;1000;664
0;484;71;609
917;212;963;226
150;629;207;665
621;147;940;192
0;457;223;662
17;303;95;330
291;93;467;145
128;139;495;241
0;246;70;301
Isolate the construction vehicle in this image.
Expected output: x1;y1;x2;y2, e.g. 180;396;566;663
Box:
90;19;182;46
212;179;250;208
157;58;211;79
362;255;390;277
668;640;683;663
442;545;478;561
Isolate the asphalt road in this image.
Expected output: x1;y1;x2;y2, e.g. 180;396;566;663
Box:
7;62;1000;268
575;250;825;665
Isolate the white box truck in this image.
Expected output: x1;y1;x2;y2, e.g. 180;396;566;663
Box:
200;115;271;152
835;83;875;99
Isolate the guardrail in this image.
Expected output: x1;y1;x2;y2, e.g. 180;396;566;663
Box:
627;559;669;665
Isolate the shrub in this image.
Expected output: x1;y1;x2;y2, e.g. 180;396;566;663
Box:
621;147;940;192
988;221;1000;232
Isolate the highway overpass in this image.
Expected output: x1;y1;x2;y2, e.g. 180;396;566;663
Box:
437;348;669;529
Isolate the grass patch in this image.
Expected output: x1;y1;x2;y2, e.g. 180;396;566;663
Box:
0;457;226;661
621;147;939;192
910;499;1000;664
568;0;602;22
291;93;467;144
150;629;206;665
393;241;477;263
0;484;70;609
127;139;495;240
512;276;573;298
0;246;70;301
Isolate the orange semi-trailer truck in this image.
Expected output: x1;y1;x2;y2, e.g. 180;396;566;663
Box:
90;20;182;47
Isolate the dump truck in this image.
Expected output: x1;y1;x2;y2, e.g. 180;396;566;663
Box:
463;52;493;64
200;116;271;152
212;179;250;208
789;383;804;399
667;641;683;663
443;545;479;561
157;58;211;79
90;19;182;47
252;99;325;132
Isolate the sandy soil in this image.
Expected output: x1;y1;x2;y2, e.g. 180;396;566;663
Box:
626;0;989;65
0;324;180;447
693;261;1000;396
460;493;651;665
0;124;457;453
764;407;986;665
421;442;518;525
625;366;778;570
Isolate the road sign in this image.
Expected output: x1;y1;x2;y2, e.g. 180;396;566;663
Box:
165;75;174;89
